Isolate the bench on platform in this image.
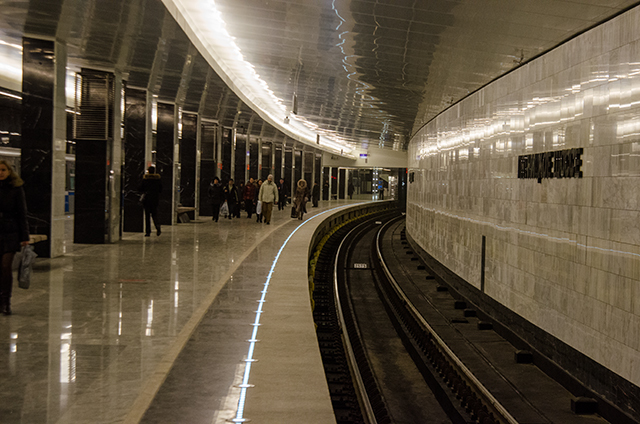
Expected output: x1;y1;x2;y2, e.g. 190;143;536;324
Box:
29;234;48;245
177;207;197;223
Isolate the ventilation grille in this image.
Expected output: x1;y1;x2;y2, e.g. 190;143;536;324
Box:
74;70;114;140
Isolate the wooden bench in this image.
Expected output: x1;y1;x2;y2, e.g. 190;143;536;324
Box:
177;206;197;223
29;234;48;244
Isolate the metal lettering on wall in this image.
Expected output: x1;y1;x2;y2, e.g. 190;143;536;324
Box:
518;148;583;183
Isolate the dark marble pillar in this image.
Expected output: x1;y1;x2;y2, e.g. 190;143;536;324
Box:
199;123;217;216
73;69;114;244
74;140;108;243
20;38;55;257
156;102;175;225
274;144;282;182
294;148;302;184
221;128;232;183
123;88;146;232
249;137;259;180
180;112;197;219
234;134;245;184
339;168;346;199
315;153;322;187
284;146;292;191
261;142;272;181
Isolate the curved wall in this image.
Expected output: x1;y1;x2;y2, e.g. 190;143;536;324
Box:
407;6;640;390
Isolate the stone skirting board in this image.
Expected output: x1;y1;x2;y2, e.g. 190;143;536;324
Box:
407;3;640;418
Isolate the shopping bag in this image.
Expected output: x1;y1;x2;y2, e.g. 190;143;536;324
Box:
256;201;262;215
220;201;229;217
18;245;37;289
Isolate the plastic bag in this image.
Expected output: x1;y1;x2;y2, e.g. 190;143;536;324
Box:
18;245;37;289
220;201;229;217
256;201;262;215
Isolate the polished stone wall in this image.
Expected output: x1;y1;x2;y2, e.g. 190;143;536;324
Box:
407;6;640;393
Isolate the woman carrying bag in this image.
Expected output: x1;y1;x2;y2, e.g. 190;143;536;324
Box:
0;160;30;315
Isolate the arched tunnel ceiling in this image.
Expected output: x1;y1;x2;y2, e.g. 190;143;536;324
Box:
0;0;638;152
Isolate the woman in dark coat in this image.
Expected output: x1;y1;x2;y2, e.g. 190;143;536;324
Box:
293;179;310;220
140;165;162;237
208;177;225;222
0;160;29;315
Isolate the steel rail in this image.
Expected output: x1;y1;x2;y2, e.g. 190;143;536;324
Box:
332;220;380;424
375;219;520;424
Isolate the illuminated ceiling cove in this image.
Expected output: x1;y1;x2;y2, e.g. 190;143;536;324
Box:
162;0;639;153
0;0;638;156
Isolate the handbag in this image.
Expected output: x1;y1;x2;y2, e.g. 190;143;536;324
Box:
256;201;262;215
290;206;297;218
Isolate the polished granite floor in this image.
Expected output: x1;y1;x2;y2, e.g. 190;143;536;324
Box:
0;199;364;424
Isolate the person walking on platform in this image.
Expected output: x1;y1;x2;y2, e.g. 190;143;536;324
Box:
208;177;225;222
311;182;320;207
293;179;310;220
140;165;162;237
0;160;29;315
258;174;278;225
255;179;263;223
243;177;257;219
277;178;288;210
224;179;239;220
348;182;354;199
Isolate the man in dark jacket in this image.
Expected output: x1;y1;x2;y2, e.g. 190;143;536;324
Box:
277;178;288;210
208;177;225;222
140;165;162;236
223;179;239;220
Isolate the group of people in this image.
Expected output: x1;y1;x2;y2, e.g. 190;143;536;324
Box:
208;175;320;224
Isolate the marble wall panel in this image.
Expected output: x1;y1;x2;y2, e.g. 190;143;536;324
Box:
407;3;640;404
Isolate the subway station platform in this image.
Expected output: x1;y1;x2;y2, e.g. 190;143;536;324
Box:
0;199;378;424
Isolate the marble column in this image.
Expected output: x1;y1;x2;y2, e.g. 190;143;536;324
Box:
249;135;258;180
156;102;177;225
261;142;272;181
20;37;67;257
284;144;292;196
199;122;217;216
294;146;302;184
109;73;124;242
73;69;115;244
221;128;232;183
257;138;263;180
123;88;146;233
180;112;197;220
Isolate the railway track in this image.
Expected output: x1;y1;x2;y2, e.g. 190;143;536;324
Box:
310;211;628;424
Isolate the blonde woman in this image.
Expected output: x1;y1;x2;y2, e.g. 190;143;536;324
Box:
0;160;29;315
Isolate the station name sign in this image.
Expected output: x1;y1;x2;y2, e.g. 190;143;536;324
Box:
518;148;583;183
